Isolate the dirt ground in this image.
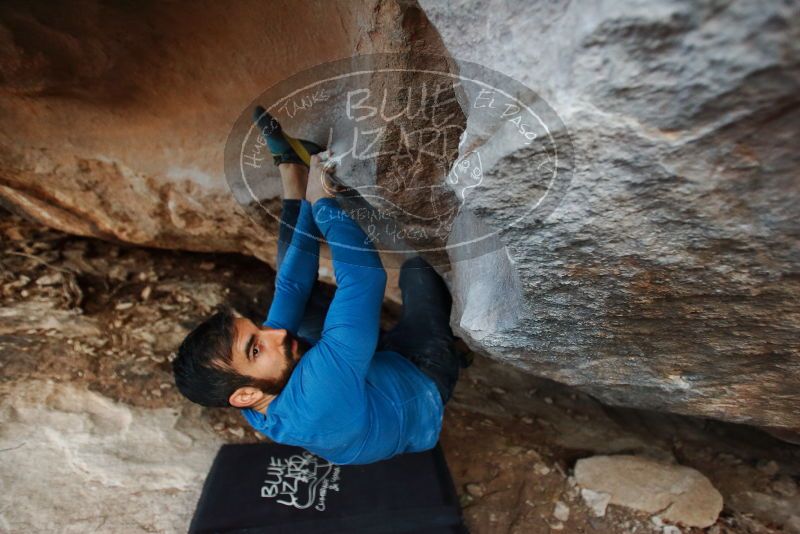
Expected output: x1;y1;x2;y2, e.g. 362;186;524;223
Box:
1;207;799;533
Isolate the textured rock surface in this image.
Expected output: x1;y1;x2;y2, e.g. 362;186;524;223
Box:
0;380;223;532
421;0;800;428
0;0;446;264
1;0;799;428
728;490;800;534
575;455;724;527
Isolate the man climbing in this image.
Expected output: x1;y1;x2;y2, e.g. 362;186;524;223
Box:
172;108;463;465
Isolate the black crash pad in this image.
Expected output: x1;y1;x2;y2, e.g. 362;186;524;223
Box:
189;442;467;533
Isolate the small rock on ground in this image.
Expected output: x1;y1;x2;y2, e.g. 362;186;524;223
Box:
553;500;570;522
575;455;723;528
581;488;611;517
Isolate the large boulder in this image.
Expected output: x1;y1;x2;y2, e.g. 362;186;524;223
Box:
1;0;799;429
421;0;800;429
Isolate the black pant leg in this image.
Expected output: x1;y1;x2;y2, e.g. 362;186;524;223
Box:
276;199;302;270
379;257;460;403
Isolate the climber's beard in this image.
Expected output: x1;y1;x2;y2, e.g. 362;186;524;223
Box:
284;331;311;363
267;332;311;394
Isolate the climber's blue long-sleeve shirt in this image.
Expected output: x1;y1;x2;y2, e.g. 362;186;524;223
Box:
242;199;443;465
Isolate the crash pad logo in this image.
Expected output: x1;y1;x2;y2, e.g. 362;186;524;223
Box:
224;53;573;267
260;451;341;512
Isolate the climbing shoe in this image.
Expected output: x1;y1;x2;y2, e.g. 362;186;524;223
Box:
252;105;324;167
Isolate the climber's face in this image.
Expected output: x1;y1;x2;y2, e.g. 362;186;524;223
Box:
224;317;309;409
232;318;300;378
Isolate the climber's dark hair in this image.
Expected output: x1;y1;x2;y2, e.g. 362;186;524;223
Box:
172;306;278;407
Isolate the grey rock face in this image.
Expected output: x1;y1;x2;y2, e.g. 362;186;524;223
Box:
421;0;800;428
0;381;223;532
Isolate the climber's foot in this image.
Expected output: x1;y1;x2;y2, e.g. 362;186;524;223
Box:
253;105;324;167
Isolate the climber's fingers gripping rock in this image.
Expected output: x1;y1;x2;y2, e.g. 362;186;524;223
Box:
307;151;345;204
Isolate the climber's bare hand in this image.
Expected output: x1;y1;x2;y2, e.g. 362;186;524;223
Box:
306;152;340;204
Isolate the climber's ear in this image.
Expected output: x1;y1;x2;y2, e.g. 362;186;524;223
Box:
229;386;271;408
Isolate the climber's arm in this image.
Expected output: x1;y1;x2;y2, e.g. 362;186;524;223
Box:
311;198;386;377
306;154;386;380
264;200;322;334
